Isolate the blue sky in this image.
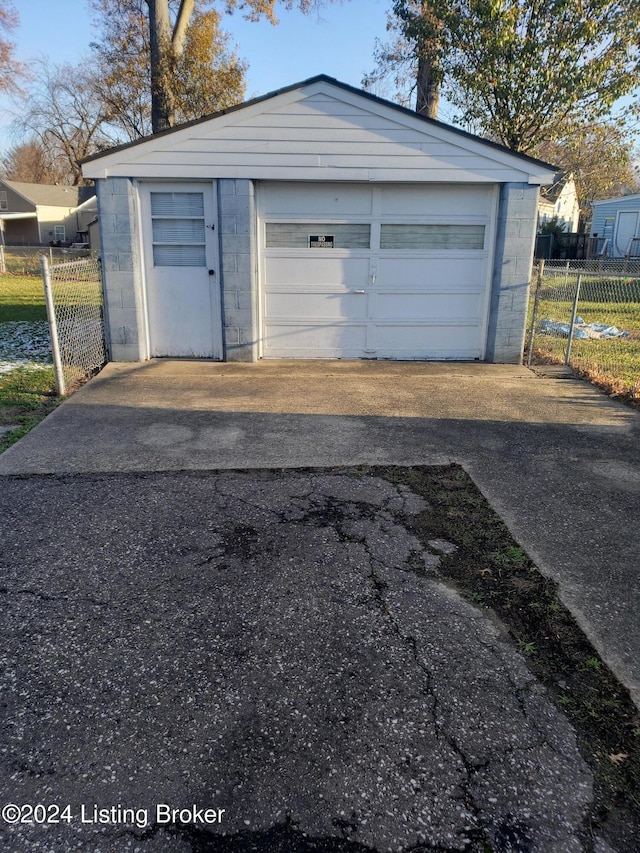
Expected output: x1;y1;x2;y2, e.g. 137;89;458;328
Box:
1;0;412;155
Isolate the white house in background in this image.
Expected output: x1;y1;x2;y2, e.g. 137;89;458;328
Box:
590;193;640;258
538;172;580;232
0;180;96;246
82;75;556;364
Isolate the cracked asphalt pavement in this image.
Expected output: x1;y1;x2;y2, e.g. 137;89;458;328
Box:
0;469;594;852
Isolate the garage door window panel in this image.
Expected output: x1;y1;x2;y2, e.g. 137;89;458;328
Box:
266;222;371;249
380;224;485;250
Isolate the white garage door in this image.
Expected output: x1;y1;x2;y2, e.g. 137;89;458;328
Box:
258;182;496;360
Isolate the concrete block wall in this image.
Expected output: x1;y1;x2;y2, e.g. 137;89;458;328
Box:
485;183;539;363
97;178;146;361
218;179;258;361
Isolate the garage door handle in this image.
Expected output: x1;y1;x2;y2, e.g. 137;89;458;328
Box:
352;289;366;294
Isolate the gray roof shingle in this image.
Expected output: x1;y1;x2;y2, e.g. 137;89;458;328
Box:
1;180;93;208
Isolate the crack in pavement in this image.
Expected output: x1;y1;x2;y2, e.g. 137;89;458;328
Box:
357;544;486;848
313;485;592;852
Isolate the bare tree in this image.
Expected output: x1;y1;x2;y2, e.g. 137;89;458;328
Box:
1;138;68;184
15;60;112;185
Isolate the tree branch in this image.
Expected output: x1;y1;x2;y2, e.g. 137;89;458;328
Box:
172;0;195;57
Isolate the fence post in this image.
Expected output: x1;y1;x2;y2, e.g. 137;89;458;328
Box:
565;273;582;366
40;254;66;396
0;244;5;274
526;259;544;367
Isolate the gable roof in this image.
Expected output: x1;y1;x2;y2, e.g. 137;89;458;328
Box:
539;172;575;205
0;180;94;208
82;75;557;186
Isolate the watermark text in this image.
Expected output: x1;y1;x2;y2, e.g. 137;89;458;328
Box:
2;803;226;829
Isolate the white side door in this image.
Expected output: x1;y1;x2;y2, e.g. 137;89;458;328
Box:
140;182;222;358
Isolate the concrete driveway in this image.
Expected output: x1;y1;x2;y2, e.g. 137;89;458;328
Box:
1;359;639;852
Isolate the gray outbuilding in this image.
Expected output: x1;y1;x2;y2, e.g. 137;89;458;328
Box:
82;76;555;364
590;193;640;258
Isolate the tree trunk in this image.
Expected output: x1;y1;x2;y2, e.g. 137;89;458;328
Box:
414;0;440;126
148;0;175;132
415;53;439;119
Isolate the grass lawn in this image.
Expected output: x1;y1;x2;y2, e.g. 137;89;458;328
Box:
528;275;640;403
0;274;47;323
0;272;102;320
0;367;60;452
0;274;60;451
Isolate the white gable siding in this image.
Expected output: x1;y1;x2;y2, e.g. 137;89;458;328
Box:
83;82;552;185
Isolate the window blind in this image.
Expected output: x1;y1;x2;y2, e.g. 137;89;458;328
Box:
150;191;206;267
380;224;485;250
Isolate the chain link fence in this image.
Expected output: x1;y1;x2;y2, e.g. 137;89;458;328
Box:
41;255;108;396
1;245;93;275
526;259;640;406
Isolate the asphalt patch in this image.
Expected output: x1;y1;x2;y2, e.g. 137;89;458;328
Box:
0;466;637;853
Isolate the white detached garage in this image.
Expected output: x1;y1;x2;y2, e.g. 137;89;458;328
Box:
82;76;555;364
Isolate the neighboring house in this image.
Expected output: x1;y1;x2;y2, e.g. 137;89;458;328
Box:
538;172;580;232
82;75;555;364
0;180;96;246
590;193;640;258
